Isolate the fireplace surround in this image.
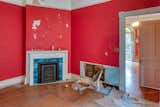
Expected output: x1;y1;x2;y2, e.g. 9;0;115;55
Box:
25;50;69;85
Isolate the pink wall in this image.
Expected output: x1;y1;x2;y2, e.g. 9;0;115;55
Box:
0;2;25;80
26;6;71;72
71;0;159;74
133;27;140;61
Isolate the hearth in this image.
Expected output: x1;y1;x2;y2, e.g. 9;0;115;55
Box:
38;62;59;83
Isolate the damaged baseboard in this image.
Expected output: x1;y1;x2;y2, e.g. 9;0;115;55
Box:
0;76;25;89
69;73;80;81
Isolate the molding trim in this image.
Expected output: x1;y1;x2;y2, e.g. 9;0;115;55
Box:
26;0;71;11
141;85;160;91
69;73;80;81
0;0;112;10
0;76;25;89
119;6;160;92
71;0;111;10
26;4;71;11
0;0;25;6
80;61;107;77
25;50;68;86
80;61;108;67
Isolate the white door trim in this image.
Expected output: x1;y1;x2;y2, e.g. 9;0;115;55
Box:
119;6;160;92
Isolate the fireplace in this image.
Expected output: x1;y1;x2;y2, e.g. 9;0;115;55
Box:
25;51;69;86
38;62;59;83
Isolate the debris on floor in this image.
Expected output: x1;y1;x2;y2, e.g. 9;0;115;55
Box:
113;95;159;107
95;88;159;107
64;84;69;88
98;86;114;96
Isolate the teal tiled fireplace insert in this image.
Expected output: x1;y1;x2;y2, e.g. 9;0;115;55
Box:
33;58;63;84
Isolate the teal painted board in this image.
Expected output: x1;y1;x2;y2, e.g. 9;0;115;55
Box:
105;66;120;86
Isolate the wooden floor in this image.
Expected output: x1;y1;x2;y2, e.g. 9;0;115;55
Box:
0;64;159;107
0;83;104;107
126;61;160;103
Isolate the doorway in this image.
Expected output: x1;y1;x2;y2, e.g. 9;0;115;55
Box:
119;6;160;102
125;22;140;96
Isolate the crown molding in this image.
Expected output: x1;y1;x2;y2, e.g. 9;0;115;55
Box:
26;4;71;11
0;0;25;6
0;0;111;10
26;0;71;10
71;0;111;10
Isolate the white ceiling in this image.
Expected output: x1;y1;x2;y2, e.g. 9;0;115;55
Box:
0;0;111;10
71;0;111;10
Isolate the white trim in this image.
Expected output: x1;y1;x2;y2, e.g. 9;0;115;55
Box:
26;0;72;11
0;76;25;89
69;73;80;81
71;0;111;10
26;4;71;11
27;0;111;10
0;0;25;6
0;0;112;10
80;61;112;67
142;86;160;91
119;6;160;92
119;12;126;92
80;61;107;77
25;50;69;86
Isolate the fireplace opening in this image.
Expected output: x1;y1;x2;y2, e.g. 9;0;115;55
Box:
38;62;59;83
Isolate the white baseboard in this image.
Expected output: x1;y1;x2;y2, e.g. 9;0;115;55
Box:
69;73;80;81
140;85;160;91
0;74;80;89
0;76;25;89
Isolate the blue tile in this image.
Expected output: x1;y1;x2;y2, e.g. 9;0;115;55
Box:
33;58;63;84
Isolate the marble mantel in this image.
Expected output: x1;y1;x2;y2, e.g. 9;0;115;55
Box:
25;50;69;85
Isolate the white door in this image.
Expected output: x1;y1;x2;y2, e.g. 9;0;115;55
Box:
140;20;160;90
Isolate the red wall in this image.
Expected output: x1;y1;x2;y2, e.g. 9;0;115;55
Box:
0;1;159;80
26;6;71;72
0;2;25;80
71;0;159;74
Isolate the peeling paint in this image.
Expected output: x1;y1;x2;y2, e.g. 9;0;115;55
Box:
33;33;37;40
65;24;69;28
32;20;41;30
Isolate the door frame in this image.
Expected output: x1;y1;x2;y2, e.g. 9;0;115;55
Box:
119;6;160;92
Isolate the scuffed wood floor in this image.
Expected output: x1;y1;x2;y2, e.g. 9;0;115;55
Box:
0;82;104;107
